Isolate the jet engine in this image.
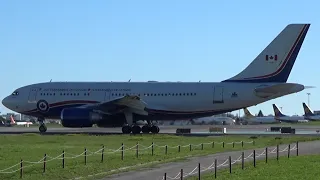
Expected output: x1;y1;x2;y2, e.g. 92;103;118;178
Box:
60;108;102;128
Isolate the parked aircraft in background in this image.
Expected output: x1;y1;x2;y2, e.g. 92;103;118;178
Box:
242;108;278;124
2;24;311;134
0;115;33;127
272;104;308;123
191;116;235;125
302;102;320;121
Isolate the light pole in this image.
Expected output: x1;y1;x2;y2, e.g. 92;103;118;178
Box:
307;93;311;107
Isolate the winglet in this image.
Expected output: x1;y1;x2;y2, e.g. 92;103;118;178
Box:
223;24;310;83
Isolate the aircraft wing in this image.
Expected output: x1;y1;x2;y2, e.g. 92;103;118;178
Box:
254;83;305;98
79;95;148;115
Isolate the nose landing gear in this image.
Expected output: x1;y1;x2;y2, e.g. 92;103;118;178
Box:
37;118;47;133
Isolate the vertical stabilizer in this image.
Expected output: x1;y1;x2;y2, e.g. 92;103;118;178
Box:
223;24;310;83
272;104;285;117
257;110;264;117
302;102;314;116
243;108;254;118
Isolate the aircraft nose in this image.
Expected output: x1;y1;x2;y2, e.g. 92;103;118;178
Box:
2;97;9;107
2;96;13;109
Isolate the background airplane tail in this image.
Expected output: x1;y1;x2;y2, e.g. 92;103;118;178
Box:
272;104;285;117
10;115;16;124
302;102;314;116
243;108;254;118
257;110;264;117
223;24;310;83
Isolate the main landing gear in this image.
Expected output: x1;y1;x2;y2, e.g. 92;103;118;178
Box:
38;118;47;133
121;111;159;134
122;124;160;134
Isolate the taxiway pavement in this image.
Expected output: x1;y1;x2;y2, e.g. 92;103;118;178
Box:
101;140;320;180
1;124;320;136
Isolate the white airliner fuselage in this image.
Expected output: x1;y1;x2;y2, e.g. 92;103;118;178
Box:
1;23;311;134
244;116;278;124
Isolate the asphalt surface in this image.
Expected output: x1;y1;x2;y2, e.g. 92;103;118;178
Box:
1;124;320;136
100;140;320;180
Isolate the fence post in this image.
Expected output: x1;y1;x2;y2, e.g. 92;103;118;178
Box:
101;145;104;163
165;145;168;155
277;144;279;161
62;150;65;168
241;141;244;147
201;143;204;150
136;142;139;158
212;141;214;148
189;144;192;151
152;142;154;156
180;169;183;180
265;147;268;163
241;152;244;170
178;145;181;153
164;173;167;180
43;153;46;173
253;150;256;167
223;142;225;148
296;141;299;156
198;163;201;180
20;159;23;178
288;144;290;158
85;148;87;165
232;142;235;148
214;159;217;178
229;156;232;174
121;143;124;160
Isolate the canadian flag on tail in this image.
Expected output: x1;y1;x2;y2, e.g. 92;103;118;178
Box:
265;55;278;61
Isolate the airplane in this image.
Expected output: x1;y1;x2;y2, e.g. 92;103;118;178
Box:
2;23;311;134
191;116;236;125
9;115;33;126
302;102;320;121
242;108;278;124
272;104;308;123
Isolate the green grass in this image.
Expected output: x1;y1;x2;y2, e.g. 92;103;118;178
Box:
188;154;320;180
0;134;319;180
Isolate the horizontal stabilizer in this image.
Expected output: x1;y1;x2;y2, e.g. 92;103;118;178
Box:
254;83;304;98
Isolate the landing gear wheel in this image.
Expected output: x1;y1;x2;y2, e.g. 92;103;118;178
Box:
142;125;150;133
39;124;47;133
122;125;132;134
151;125;160;134
132;125;141;134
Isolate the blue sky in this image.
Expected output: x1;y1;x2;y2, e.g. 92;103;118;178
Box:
0;0;319;116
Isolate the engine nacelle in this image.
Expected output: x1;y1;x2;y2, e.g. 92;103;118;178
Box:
60;108;102;128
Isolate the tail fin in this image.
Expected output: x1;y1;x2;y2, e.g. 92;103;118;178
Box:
10;115;16;124
272;104;285;117
223;24;310;83
302;102;314;116
257;110;264;117
243;108;254;118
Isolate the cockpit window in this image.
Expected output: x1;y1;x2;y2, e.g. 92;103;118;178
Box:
11;91;19;96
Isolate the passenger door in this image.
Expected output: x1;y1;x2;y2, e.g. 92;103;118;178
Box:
28;87;40;103
213;86;224;103
104;90;111;101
